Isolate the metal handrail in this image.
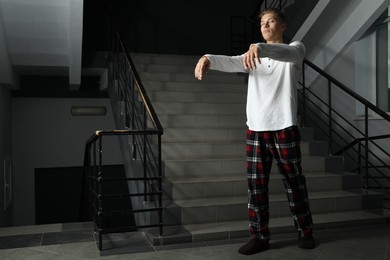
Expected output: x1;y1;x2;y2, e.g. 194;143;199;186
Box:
83;129;163;251
303;59;390;122
112;28;163;133
81;15;164;250
300;59;390;198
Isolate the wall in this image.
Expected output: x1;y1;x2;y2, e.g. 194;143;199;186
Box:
303;9;390;172
112;0;259;56
0;86;12;226
12;97;122;226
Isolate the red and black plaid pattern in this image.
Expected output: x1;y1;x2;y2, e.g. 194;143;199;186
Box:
246;126;313;241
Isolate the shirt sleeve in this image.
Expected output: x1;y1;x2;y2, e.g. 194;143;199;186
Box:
204;54;248;73
256;41;305;65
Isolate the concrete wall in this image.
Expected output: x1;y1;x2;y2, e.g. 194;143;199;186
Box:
300;0;390;171
11;97;122;226
112;0;259;56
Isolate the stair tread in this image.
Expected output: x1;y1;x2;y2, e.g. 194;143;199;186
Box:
165;171;358;184
173;189;374;207
182;210;385;234
163;140;245;145
164;155;331;162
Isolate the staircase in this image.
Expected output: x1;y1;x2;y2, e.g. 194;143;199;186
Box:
131;53;386;245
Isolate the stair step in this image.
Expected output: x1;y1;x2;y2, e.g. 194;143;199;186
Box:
178;210;385;243
153;102;246;116
163;156;344;179
160;139;327;160
148;210;386;245
132;53;200;66
158;114;246;128
136;63;196;74
139;71;245;84
143;81;247;93
147;209;386;245
164;172;362;200
149;91;246;104
162;127;245;143
167;190;382;225
136;63;238;77
162;141;245;160
162;127;316;142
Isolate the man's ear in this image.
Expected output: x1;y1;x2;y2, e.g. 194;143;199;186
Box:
282;23;287;32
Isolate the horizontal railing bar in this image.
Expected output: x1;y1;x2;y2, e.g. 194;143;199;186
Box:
98;207;163;216
98;192;162;199
85;129;161;146
96;224;163;235
88;176;162;182
96;129;161;136
89;187;161;199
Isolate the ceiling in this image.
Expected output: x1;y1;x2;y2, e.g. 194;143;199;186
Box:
0;0;83;90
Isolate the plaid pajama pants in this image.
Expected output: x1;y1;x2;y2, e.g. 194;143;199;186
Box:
246;126;313;241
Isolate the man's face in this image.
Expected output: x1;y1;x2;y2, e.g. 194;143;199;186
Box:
260;12;286;43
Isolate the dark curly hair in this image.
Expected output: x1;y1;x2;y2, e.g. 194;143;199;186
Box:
258;7;286;23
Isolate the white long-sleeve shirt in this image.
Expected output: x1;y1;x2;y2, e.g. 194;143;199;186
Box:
205;41;305;131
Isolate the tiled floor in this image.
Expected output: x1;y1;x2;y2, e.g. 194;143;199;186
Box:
0;221;390;259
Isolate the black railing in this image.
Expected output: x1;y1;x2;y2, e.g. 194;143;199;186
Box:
299;59;390;203
84;130;162;251
82;17;163;251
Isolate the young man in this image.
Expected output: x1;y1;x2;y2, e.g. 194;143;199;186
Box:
194;8;315;255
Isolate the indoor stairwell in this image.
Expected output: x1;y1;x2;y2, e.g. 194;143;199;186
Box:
131;53;386;245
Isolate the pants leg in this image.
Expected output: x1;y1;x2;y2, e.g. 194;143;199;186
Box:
270;126;313;236
246;129;272;241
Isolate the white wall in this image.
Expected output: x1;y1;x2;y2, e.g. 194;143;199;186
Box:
12;97;122;226
302;6;390;171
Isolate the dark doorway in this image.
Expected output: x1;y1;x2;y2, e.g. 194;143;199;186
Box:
35;165;135;227
35;166;84;224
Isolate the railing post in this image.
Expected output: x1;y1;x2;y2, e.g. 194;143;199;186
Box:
328;80;333;153
364;106;369;189
97;135;103;250
158;133;163;237
143;106;147;202
301;62;306;127
131;73;136;160
143;133;147;202
358;141;362;176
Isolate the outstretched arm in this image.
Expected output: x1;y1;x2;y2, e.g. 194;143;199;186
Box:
243;41;305;70
194;54;247;80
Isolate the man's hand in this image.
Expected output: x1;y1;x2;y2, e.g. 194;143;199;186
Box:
243;44;261;70
194;56;210;80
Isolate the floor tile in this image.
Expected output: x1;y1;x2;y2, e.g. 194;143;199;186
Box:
0;223;390;259
41;230;94;245
0;234;42;249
